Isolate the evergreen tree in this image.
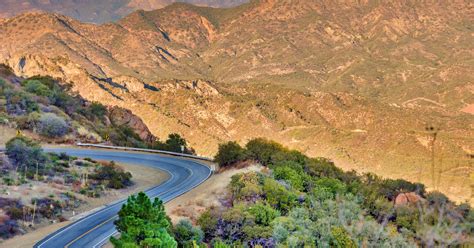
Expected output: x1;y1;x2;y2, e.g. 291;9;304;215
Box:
111;192;177;248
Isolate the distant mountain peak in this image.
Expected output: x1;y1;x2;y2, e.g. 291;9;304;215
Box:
0;0;249;23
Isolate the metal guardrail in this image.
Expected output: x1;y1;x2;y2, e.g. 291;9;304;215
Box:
76;143;214;162
1;143;216;170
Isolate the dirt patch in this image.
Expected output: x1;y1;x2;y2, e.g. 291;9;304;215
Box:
0;162;169;248
166;163;263;224
461;104;474;115
0;126;17;145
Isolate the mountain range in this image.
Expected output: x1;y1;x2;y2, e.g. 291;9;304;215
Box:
0;0;248;23
0;0;472;203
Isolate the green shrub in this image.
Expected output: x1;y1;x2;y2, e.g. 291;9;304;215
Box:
197;210;218;240
314;178;346;196
426;191;450;206
173;219;204;248
247;203;280;226
3;177;14;186
306;157;345;180
7;206;23;220
5;90;39;114
15;111;41;130
212;240;230;248
37;113;69;137
273;166;304;191
229;172;264;202
214;141;247;167
91;162;132;189
0;78;6;88
245;138;286;165
165;133;191;153
331;227;356;248
243;225;273;240
395;205;419;232
23;80;52;97
263;178;297;214
51;90;79;114
5;136;46;169
87;102;107;120
90;102;106;115
25;76;56;89
150;133;195;154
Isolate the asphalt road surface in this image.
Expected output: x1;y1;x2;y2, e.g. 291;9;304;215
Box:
33;148;212;248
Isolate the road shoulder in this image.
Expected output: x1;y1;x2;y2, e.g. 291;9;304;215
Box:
0;162;169;248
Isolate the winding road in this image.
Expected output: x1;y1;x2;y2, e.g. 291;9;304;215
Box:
33;147;212;248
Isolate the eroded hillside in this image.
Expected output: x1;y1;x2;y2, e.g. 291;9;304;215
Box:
0;0;472;202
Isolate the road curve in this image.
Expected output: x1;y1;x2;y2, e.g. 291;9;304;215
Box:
34;148;212;248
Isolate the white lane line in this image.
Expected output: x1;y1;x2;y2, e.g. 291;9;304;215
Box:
37;149;212;248
37;157;178;248
91;161;212;248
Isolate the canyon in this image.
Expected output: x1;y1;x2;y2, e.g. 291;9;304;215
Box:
0;0;472;203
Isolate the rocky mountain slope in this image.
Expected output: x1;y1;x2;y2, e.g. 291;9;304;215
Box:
0;0;247;23
0;0;472;202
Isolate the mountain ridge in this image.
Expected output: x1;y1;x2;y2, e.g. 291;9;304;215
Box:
0;0;249;23
0;0;472;203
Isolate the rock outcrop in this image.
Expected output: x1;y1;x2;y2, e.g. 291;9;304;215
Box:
108;106;156;143
395;192;425;206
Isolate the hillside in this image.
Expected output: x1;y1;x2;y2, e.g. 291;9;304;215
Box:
0;0;248;23
0;0;472;203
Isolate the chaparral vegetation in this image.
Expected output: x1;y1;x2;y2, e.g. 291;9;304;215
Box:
112;138;473;247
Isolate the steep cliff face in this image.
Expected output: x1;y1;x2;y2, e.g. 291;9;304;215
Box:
0;1;472;202
108;106;156;143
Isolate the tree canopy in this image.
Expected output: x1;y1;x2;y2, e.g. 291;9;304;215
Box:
111;192;177;248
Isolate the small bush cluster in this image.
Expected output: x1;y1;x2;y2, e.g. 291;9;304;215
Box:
90;161;132;189
172;219;205;248
214;141;246;167
5;136;46;169
37;113;69;137
0;198;23;239
4;136;134;194
151;133;195;155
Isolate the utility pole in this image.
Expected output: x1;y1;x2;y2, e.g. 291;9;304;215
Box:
85;171;88;186
35;162;39;181
31;200;37;227
427;126;439;190
410;126;439;188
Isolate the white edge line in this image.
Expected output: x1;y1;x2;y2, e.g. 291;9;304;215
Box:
37;145;213;248
93;159;213;248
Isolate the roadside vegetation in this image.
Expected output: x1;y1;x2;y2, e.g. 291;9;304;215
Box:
113;138;473;247
0;64;195;154
0;136;133;239
0;65;196;242
205;138;473;247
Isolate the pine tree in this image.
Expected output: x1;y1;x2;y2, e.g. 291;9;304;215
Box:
111;192;177;248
